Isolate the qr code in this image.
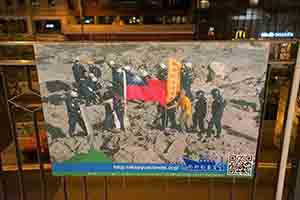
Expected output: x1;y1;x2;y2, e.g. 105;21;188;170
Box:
227;154;254;176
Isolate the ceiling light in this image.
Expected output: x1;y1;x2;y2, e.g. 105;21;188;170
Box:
198;0;210;9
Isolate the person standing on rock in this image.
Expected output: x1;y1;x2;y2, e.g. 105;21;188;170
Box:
108;60;126;131
192;90;207;133
162;96;179;130
109;60;124;97
177;90;193;132
181;60;194;100
113;93;124;130
72;57;87;83
155;63;169;129
103;93;121;131
65;89;88;137
88;60;102;79
208;88;226;138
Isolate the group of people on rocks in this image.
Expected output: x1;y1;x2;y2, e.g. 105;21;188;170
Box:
65;57;226;139
153;61;226;138
65;58;103;136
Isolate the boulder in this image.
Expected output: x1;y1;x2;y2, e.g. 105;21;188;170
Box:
154;134;170;154
92;134;104;151
133;149;163;163
113;149;134;162
75;137;91;154
50;141;74;163
164;135;187;163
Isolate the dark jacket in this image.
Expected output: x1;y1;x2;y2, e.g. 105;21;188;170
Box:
212;97;226;118
194;97;207;118
72;63;86;83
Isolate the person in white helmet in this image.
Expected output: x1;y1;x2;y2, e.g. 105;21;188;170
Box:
109;60;115;67
123;65;131;72
181;60;194;100
72;57;87;83
88;60;102;78
141;70;151;82
157;63;168;80
65;89;87;136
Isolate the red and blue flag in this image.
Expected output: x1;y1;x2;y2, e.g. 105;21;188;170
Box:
125;72;166;106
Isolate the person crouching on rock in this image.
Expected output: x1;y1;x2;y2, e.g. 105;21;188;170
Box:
177;90;193;132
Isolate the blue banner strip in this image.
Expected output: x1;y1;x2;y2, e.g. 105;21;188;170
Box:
52;163;228;175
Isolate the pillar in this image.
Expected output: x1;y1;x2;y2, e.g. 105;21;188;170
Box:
25;0;33;34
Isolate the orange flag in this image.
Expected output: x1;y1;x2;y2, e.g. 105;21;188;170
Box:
166;59;182;103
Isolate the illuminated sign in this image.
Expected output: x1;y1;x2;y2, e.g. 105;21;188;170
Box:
260;32;294;38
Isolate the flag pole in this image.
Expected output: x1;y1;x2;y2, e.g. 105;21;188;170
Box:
123;70;128;131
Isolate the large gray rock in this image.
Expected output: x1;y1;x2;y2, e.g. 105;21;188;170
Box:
164;135;187;163
75;137;91;154
92;134;104;151
133;149;163;163
50;141;74;163
113;149;134;162
154;134;170;154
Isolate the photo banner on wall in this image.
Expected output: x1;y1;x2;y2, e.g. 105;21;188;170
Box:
34;42;269;177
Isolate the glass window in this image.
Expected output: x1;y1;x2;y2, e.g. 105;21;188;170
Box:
120;16;143;25
143;16;163;24
6;19;27;34
31;0;40;7
165;16;188;24
75;16;95;25
48;0;56;7
0;45;34;60
96;16;116;24
35;20;61;33
0;19;8;34
83;16;95;24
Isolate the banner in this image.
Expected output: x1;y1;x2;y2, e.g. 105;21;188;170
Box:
34;42;269;177
166;58;181;103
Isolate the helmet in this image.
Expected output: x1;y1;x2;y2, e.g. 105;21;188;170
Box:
109;60;115;66
116;68;123;73
124;65;131;71
211;88;220;97
70;90;79;97
184;62;193;68
159;63;167;69
196;90;205;97
88;73;94;78
92;76;98;82
141;70;149;77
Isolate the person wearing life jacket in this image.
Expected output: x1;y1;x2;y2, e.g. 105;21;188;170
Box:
178;90;193;132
